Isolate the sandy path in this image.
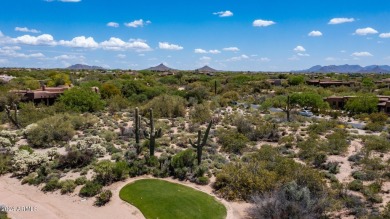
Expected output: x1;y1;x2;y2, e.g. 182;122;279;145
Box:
327;140;363;183
0;175;249;219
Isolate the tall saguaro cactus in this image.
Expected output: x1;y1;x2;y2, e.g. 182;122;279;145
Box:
5;103;20;129
144;108;162;156
214;80;217;95
189;120;212;165
134;107;141;144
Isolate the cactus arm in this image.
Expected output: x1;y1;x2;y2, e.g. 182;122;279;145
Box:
201;121;212;146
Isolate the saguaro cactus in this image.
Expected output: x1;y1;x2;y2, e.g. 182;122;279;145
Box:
214;80;217;95
144;108;162;156
134;107;141;144
189;121;212;165
5;103;20;129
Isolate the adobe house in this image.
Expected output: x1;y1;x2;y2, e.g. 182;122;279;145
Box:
12;85;72;105
325;95;390;113
307;80;354;87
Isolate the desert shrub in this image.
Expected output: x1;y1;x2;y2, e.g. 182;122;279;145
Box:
342;193;367;217
325;162;340;174
107;95;129;114
313;153;327;168
74;136;107;157
171;149;195;169
325;130;349;155
369;112;388;123
94;160;129;185
362;136;390;153
0;153;12;175
12;150;49;175
94;190;112;206
214;146;326;201
17;103;56;127
25;114;81;148
222;91;240;101
42;177;60;192
190;103;212;124
382;202;390;218
0;208;9;219
348;180;363;191
365;122;384;132
79;181;103;197
57;149;95;169
352;171;376;181
248;181;328;219
307;120;337;135
143;94;186;118
75;176;87;185
60;179;77;194
101;83;121;99
196;176;210;185
217;129;248;154
59;87;105;112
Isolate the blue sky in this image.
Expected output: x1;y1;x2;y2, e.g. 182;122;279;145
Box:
0;0;389;71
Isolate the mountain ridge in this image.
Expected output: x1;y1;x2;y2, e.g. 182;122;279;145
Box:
298;64;390;73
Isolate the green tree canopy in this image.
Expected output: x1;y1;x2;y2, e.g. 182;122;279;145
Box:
345;94;378;114
59;87;105;112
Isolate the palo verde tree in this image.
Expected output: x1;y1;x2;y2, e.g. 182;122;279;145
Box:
143;108;162;156
189;120;212;165
345;94;378;114
263;95;292;122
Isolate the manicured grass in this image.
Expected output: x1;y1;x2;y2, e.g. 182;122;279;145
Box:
119;179;227;219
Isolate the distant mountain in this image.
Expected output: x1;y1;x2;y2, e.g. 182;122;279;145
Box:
67;64;104;70
298;65;390;73
196;65;218;72
146;63;175;71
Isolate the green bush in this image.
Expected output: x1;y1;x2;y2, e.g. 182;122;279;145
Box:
196;176;210;185
363;136;390;153
57;149;95;169
75;176;87;185
143;94;186;118
364;122;384;132
94;160;129;185
348;180;363;191
79;181;103;197
59;87;105;112
60;179;77;194
214;146;326;201
42;177;60;192
190;103;212;124
26;114;76;148
94;190;112;206
217;129;248;154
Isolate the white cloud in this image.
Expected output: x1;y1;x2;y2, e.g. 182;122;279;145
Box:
107;22;119;28
379;33;390;38
59;36;98;48
355;27;378;35
293;46;306;52
253;19;276;27
259;57;270;62
194;48;220;54
54;54;84;60
209;50;221;54
124;19;151;28
223;47;239;52
14;34;56;46
194;48;207;54
328;18;355;25
297;53;310;57
200;56;211;61
0;59;8;64
0;46;45;59
351;52;373;57
227;54;249;61
213;10;233;17
15;27;40;33
117;54;126;59
100;37;151;51
308;31;322;37
158;42;183;50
